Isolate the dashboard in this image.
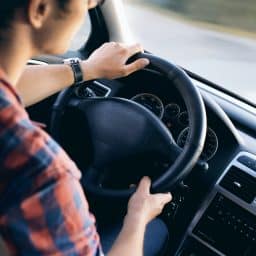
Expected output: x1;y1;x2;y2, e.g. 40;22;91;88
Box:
69;68;256;256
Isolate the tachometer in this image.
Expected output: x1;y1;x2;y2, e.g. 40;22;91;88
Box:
164;103;180;119
178;111;189;126
131;93;164;119
177;127;218;161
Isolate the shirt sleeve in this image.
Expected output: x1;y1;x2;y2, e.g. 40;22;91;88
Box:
0;86;103;256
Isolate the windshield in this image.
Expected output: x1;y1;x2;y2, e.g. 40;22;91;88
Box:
126;0;256;104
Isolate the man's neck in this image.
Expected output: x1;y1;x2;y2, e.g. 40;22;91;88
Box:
0;29;34;86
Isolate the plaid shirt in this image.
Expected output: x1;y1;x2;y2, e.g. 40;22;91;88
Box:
0;69;102;256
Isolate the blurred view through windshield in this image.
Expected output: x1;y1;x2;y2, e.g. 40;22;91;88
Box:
71;0;256;104
126;0;256;104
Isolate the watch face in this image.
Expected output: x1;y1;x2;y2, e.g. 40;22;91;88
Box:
71;58;81;64
63;58;81;66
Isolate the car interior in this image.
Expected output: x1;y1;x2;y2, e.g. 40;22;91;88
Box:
2;0;256;255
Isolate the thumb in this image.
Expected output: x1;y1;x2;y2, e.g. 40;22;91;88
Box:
137;176;151;194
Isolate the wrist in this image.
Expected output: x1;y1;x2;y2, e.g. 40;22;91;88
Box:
81;60;98;81
63;64;76;86
124;213;147;231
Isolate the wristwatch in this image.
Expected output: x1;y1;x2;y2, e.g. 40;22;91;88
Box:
63;58;84;84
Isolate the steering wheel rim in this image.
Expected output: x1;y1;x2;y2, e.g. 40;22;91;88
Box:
51;53;207;197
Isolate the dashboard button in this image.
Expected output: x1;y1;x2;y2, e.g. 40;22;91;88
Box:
238;155;256;172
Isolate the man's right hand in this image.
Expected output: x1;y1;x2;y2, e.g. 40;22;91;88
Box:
126;177;172;226
108;177;171;256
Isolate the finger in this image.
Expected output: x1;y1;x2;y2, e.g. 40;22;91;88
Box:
137;176;151;194
154;193;172;205
126;43;144;56
124;58;150;75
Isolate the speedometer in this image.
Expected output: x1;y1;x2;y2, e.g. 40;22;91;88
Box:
177;127;218;161
131;93;164;119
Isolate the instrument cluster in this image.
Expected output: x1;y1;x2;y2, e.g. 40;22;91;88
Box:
131;93;218;162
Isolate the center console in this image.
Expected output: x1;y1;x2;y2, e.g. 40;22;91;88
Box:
177;152;256;256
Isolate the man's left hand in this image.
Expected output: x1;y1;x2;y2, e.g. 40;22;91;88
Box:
81;42;150;81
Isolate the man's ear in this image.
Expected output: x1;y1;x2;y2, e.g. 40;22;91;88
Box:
27;0;51;29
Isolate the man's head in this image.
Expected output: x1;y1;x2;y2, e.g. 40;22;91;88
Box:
0;0;102;55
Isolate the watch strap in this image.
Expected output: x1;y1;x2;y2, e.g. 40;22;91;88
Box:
64;58;84;84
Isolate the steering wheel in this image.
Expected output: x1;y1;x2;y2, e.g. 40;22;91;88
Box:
51;53;207;198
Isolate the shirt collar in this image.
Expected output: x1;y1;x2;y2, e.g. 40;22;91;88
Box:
0;68;23;105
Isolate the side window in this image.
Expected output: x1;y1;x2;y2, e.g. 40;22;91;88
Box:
70;15;91;50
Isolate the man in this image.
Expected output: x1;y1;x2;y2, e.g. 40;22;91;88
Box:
0;0;172;255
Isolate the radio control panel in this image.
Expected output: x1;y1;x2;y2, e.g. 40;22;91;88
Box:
178;152;256;256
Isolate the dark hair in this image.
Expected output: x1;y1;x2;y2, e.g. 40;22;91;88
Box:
0;0;69;30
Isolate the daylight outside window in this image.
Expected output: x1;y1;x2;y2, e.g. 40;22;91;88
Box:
124;0;256;104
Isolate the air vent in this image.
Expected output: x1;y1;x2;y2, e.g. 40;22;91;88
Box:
88;81;111;97
220;166;256;204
